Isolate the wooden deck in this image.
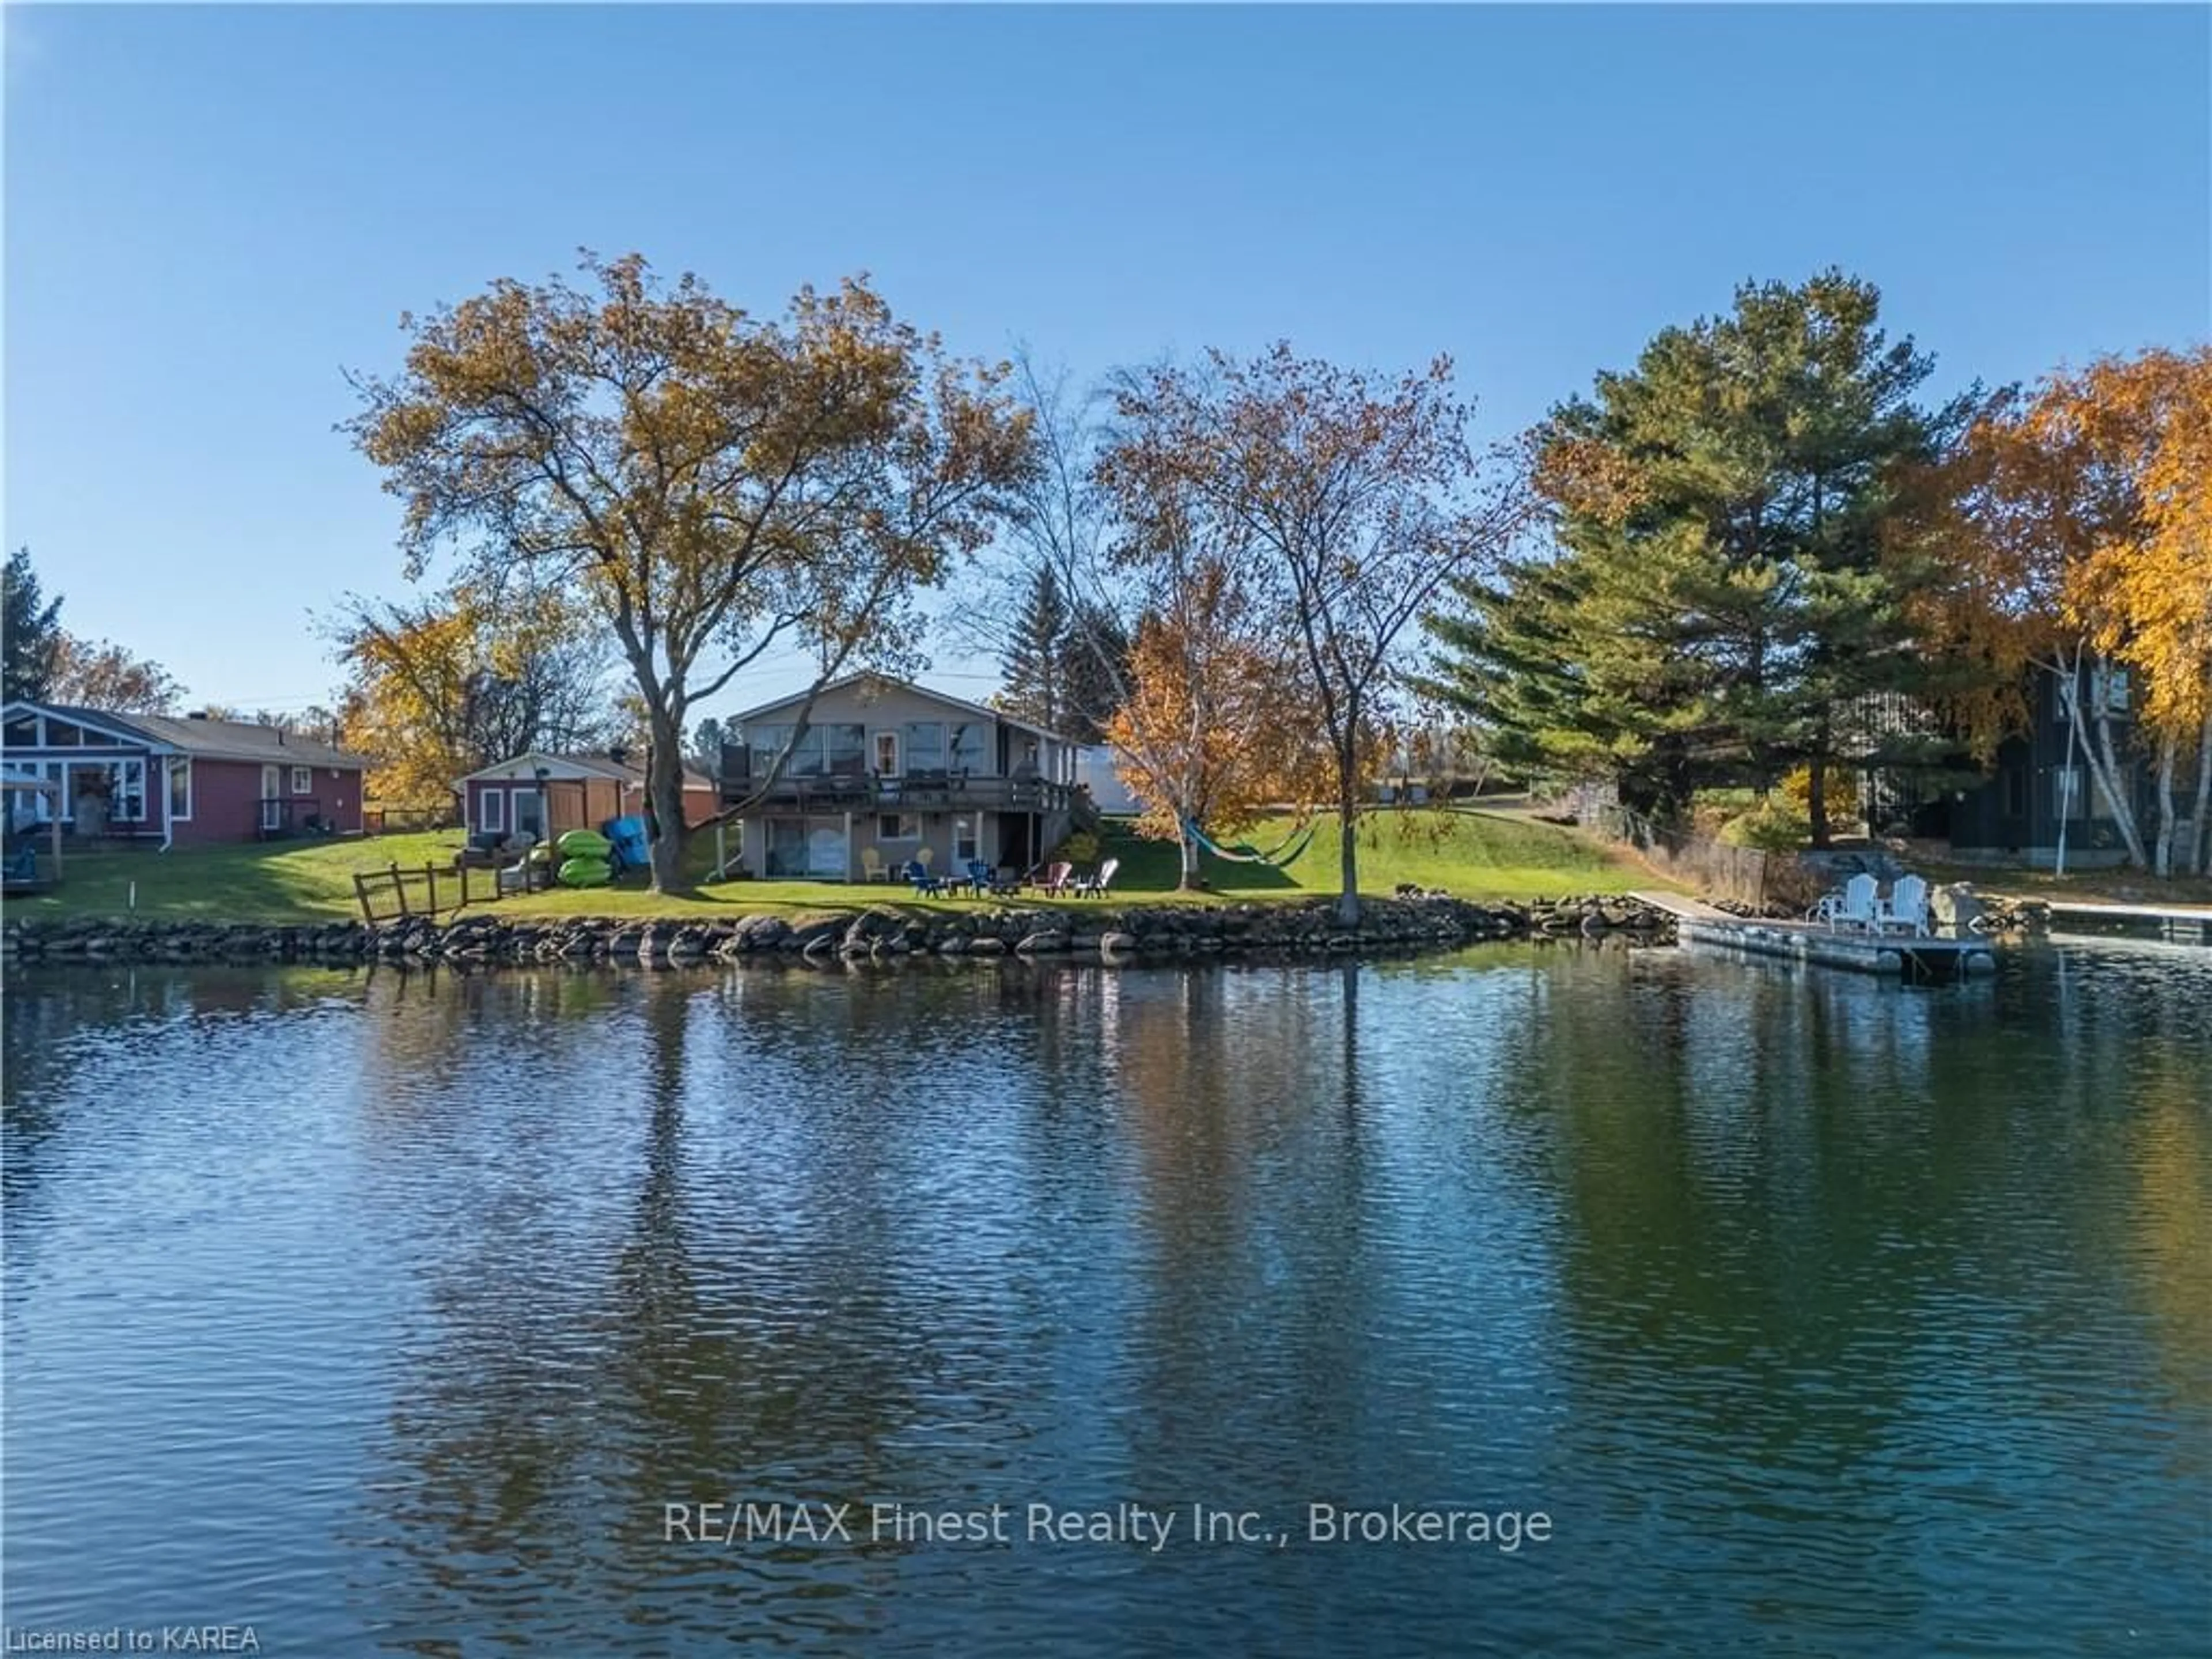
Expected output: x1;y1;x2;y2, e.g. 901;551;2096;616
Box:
2043;900;2212;945
1632;891;2001;982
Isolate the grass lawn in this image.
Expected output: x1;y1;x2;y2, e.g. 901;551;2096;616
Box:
6;809;1664;926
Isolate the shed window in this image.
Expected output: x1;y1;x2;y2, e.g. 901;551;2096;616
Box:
481;790;505;834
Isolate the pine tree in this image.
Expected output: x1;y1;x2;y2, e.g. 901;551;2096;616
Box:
3;548;64;704
1059;601;1131;745
687;717;729;778
1427;272;1966;840
999;564;1069;733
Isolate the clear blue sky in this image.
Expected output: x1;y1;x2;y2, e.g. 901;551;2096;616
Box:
7;4;2207;719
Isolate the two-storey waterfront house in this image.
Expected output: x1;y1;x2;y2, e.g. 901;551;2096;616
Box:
719;674;1078;881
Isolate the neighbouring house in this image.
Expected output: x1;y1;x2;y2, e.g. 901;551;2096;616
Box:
1;701;370;844
1934;662;2166;869
456;749;719;844
718;672;1079;880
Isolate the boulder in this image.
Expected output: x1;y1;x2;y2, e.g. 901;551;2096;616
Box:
1929;882;1987;935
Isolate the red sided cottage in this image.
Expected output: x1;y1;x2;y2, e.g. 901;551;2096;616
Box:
2;701;370;845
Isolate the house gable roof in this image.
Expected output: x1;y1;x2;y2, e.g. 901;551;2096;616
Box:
3;701;369;768
456;750;713;791
723;672;1070;743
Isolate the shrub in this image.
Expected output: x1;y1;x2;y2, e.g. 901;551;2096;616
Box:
1719;796;1810;853
1779;765;1859;823
1055;831;1101;865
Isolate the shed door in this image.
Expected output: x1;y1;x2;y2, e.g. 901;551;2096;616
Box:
260;764;282;831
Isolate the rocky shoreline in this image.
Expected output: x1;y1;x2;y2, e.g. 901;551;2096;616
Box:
3;894;1679;970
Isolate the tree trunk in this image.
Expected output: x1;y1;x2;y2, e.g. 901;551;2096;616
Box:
2191;705;2212;876
1807;755;1831;849
2152;735;2177;879
2060;649;2149;869
1179;831;1203;890
645;712;691;893
2086;703;2150;870
1335;769;1361;927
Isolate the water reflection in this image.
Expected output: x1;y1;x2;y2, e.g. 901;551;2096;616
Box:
3;941;2206;1656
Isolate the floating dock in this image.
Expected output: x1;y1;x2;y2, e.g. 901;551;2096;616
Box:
2043;900;2212;946
1633;892;2001;982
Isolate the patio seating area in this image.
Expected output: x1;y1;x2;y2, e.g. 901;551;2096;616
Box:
1806;872;1931;937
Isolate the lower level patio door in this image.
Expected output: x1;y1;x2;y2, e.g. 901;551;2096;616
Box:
767;817;850;880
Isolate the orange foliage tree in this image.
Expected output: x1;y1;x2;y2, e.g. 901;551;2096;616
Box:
1903;347;2211;874
1101;349;1530;922
1104;574;1330;888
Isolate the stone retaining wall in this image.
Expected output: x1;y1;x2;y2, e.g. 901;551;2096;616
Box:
3;895;1677;970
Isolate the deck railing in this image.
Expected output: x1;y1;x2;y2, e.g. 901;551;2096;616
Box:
718;769;1074;815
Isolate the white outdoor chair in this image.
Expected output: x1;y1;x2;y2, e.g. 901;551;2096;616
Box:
1809;872;1879;931
1877;874;1931;937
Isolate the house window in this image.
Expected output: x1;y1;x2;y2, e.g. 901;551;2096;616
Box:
748;724;795;778
873;732;900;775
481;790;505;834
824;724;866;775
903;722;945;771
947;722;987;772
878;813;920;841
108;760;147;823
169;760;193;821
2054;766;2088;822
291;766;313;796
2094;666;2130;714
953;816;979;864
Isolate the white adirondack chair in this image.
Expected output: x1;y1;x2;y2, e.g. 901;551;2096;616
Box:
1877;874;1931;937
1809;872;1879;931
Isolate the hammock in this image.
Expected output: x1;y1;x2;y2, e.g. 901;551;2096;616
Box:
1182;817;1319;868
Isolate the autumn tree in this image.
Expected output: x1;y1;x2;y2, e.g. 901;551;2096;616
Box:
1104;581;1325;888
1111;348;1530;922
349;252;1033;890
3;548;65;703
49;634;187;714
1903;347;2212;875
329;579;617;808
1085;366;1336;887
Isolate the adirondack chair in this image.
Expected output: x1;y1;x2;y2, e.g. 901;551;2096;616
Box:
1809;872;1879;931
904;859;943;896
1877;874;1931;937
1038;861;1076;896
861;846;888;884
1074;857;1120;898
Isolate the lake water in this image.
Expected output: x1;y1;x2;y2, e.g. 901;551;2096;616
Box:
4;941;2208;1656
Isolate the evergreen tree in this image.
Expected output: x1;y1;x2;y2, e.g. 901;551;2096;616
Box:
687;716;729;778
999;563;1070;733
1427;272;1966;839
1059;601;1131;745
3;548;64;704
